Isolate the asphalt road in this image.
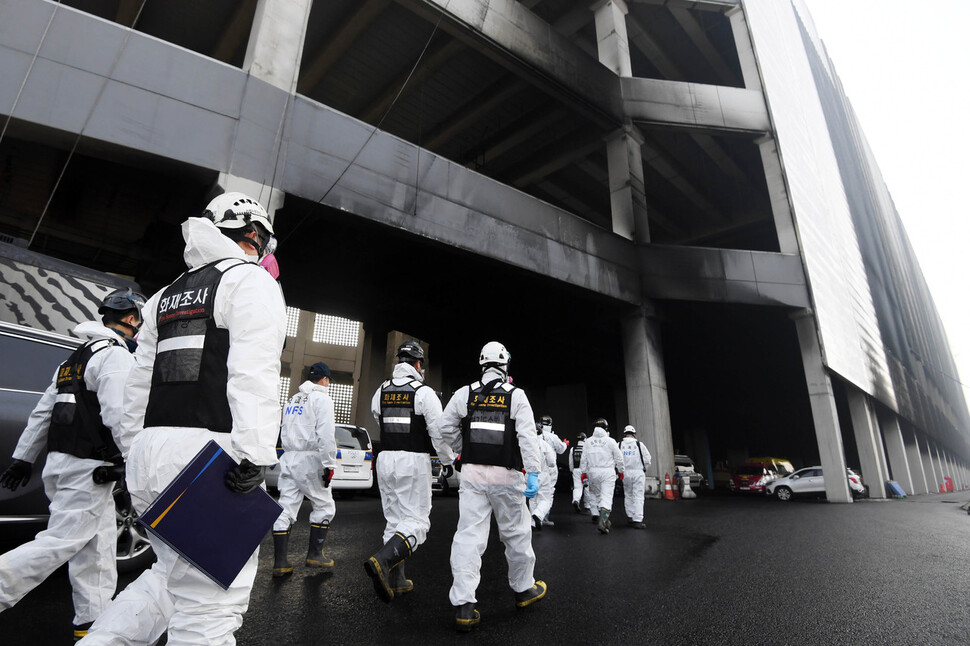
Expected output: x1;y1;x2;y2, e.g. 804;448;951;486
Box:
2;486;969;645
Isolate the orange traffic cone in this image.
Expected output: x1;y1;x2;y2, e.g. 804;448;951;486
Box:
939;483;946;493
663;473;675;501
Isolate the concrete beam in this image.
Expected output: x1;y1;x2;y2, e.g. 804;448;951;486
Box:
629;0;740;10
400;0;624;129
640;245;809;307
622;77;769;134
210;0;257;64
297;0;392;94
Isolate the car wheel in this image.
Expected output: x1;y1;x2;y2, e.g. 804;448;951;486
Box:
114;484;155;573
775;486;793;502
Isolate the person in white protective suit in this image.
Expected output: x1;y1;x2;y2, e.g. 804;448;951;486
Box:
364;340;455;603
619;425;651;529
579;418;624;535
535;415;566;526
0;289;144;641
79;192;286;646
438;341;547;632
272;362;338;577
528;423;558;530
568;432;588;513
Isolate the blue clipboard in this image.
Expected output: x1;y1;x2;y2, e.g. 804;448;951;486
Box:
138;440;282;589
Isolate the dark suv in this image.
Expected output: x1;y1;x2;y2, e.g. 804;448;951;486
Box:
0;321;154;572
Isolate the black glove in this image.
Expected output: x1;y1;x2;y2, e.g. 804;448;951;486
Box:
322;467;335;488
225;459;265;494
453;455;462;472
442;464;454;479
93;463;126;485
0;459;32;491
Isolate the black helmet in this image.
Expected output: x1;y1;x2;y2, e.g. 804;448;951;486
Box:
593;417;609;431
578;433;587;441
540;415;552;427
397;340;425;363
98;288;146;315
535;422;543;435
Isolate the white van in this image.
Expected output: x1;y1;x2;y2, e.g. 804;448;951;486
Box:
265;424;374;491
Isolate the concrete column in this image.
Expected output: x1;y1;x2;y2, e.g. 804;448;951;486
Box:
592;1;647;242
244;0;312;94
926;441;943;493
621;303;673;488
878;409;913;494
846;387;888;498
592;0;632;77
605;124;649;242
791;309;851;502
902;425;929;495
222;0;313;220
756;136;799;254
726;5;760;89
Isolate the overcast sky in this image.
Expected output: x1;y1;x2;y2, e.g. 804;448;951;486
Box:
800;0;970;401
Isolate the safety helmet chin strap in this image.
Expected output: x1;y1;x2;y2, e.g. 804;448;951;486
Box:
221;226;266;257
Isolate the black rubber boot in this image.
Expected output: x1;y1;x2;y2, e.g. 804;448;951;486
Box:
532;513;543;531
597;508;611;534
388;561;414;595
306;523;334;569
364;532;411;603
272;530;294;577
73;621;93;642
455;603;480;632
514;580;547;608
591;514;599;524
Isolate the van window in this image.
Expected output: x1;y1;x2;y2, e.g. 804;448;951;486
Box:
335;425;370;450
0;333;72;391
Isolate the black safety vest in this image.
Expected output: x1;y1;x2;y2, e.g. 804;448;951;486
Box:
48;338;124;461
572;441;584;469
460;379;522;470
144;258;246;433
378;379;433;453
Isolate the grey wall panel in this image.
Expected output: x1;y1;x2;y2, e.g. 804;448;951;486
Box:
744;0;893;405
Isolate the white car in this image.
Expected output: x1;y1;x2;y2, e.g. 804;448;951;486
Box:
265;424;374;491
766;465;866;501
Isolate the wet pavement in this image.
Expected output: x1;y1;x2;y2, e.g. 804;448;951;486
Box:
2;485;969;645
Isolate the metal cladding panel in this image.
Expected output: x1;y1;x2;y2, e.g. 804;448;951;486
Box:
0;242;139;337
743;0;894;407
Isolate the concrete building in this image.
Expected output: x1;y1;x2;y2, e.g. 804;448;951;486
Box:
0;0;967;501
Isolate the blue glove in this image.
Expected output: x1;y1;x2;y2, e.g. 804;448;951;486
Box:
524;472;539;498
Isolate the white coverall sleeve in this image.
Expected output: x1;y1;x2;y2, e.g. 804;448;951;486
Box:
220;267;286;466
543;430;567;454
579;444;588;473
314;391;337;469
123;293;161;458
438;386;468;456
370;386;382;424
612;440;625;474
512;389;541;474
88;345;136;457
12;374;58;463
418;386;454;464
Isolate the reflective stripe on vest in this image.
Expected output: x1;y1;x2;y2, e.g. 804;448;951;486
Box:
461;380;521;470
379;379;432;453
48;338;123;461
144;258;246;433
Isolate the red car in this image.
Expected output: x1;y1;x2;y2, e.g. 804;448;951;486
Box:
729;463;777;494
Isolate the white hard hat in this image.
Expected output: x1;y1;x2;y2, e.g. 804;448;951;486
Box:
623;425;636;435
203;192;274;235
479;341;510;368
